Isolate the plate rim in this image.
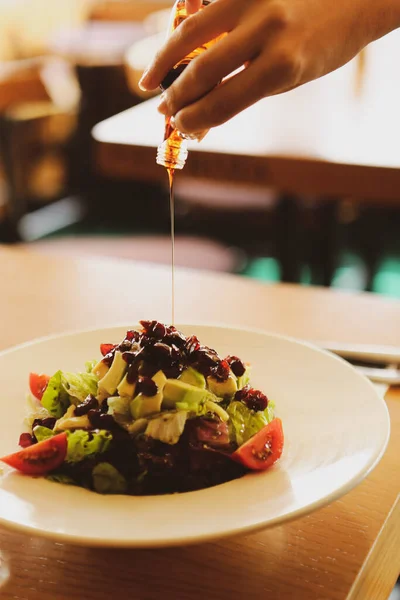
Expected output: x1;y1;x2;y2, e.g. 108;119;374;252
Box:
0;322;391;548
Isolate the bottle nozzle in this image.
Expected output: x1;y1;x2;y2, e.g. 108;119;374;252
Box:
156;132;188;170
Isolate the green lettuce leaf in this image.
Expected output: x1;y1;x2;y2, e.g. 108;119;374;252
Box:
176;400;208;416
85;360;97;374
227;400;275;446
107;396;131;418
92;462;127;494
41;371;70;418
33;425;55;442
66;430;112;463
62;371;98;405
145;411;188;445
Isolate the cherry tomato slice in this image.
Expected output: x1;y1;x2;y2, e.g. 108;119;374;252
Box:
232;418;284;471
100;343;116;357
1;433;67;475
29;373;50;400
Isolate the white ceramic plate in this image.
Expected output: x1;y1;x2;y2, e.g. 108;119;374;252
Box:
0;325;390;548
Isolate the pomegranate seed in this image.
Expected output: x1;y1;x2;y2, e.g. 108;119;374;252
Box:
140;320;166;339
235;386;268;411
100;343;116;357
19;433;35;448
126;330;140;342
212;359;230;382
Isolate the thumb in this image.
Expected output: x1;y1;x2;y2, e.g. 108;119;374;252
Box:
186;0;202;15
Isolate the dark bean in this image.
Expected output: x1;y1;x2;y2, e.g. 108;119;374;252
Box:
138;361;158;378
153;342;172;358
75;395;98;416
136;377;158;397
139;334;153;348
122;351;138;365
118;340;132;353
226;356;246;377
102;352;114;368
127;361;140;384
140;320;166;339
162;363;183;379
184;335;200;355
32;417;57;430
165;329;186;348
88;409;116;430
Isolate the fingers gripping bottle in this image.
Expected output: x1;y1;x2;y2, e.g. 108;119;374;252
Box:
156;0;218;171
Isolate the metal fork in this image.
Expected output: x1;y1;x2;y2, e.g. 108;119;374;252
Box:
314;342;400;386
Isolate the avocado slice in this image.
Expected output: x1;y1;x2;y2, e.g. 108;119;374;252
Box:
117;374;136;399
54;405;91;431
98;351;127;397
163;379;210;409
179;367;206;389
237;365;251;390
207;372;237;399
92;359;109;380
130;370;167;419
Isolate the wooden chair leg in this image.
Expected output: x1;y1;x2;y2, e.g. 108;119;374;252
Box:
276;195;303;283
319;200;339;287
301;198;340;287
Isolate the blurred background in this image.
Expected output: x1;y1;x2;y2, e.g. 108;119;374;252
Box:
1;0;400;299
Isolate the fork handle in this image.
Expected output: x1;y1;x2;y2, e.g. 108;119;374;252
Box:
353;366;400;385
317;342;400;366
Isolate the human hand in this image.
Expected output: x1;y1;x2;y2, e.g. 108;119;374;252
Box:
140;0;400;135
186;0;202;15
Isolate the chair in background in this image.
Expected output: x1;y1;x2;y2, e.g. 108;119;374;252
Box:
0;58;80;243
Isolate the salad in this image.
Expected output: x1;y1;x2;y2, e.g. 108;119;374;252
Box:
1;321;284;495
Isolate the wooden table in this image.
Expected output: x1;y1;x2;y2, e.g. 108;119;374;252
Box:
93;29;400;203
0;245;399;600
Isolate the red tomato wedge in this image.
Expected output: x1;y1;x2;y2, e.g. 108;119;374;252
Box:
232;418;284;471
1;433;68;476
29;373;50;400
100;343;116;357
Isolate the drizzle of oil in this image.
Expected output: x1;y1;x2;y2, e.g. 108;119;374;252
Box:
167;167;175;326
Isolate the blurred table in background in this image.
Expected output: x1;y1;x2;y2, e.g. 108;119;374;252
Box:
93;29;400;285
